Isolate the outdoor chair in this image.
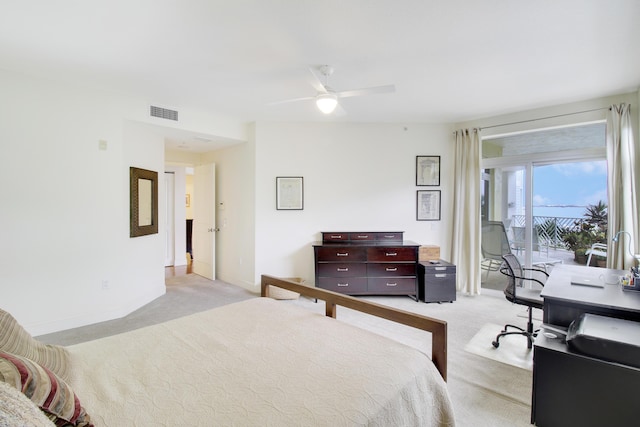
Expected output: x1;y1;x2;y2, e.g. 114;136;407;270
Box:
511;226;549;257
481;221;513;281
585;242;607;266
492;253;548;349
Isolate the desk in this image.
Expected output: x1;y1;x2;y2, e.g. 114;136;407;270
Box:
541;264;640;327
532;334;640;427
532;264;640;426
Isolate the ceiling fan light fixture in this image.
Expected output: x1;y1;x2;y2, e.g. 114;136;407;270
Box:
316;93;338;114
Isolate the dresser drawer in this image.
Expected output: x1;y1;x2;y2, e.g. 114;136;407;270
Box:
367;247;416;262
316;246;367;262
317;263;367;277
368;277;416;294
375;232;403;242
349;232;376;242
318;277;367;293
367;263;416;277
322;232;349;243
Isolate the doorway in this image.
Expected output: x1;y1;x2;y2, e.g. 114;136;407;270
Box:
164;172;175;267
164;162;217;280
481;122;607;288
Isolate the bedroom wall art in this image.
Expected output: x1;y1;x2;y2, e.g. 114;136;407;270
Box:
417;190;441;221
276;176;304;210
130;167;159;237
416;155;440;186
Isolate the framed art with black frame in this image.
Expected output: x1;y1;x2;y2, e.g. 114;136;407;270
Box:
417;190;441;221
416;155;440;186
276;176;304;210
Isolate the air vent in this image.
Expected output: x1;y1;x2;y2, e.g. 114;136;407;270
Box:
150;105;178;121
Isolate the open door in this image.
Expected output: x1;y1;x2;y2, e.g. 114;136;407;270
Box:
192;163;216;279
164;172;175;267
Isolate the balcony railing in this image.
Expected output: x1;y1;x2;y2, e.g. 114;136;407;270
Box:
511;214;583;249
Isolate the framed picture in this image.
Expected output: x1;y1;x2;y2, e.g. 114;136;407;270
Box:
417;190;441;221
130;167;159;237
416;155;440;186
276;176;304;210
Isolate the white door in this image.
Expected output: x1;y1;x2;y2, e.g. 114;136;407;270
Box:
192;163;216;279
164;172;175;267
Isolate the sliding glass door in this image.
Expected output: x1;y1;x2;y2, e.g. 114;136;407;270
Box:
481;123;607;284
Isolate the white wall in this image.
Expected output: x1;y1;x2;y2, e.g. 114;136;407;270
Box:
251;122;454;290
0;69;248;334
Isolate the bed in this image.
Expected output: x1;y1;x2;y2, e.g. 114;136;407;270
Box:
0;275;455;426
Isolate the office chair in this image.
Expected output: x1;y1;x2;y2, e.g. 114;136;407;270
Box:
492;253;548;349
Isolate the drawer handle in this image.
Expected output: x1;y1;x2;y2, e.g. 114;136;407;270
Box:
336;252;349;257
330;235;343;239
385;252;398;257
435;267;446;271
337;283;349;287
356;235;369;238
336;268;349;272
384;235;396;238
435;274;447;278
385;267;398;272
386;282;398;287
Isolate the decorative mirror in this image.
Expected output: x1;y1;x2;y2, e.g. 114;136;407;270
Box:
130;167;158;237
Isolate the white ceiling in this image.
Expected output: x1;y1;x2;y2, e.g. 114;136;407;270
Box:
1;1;638;150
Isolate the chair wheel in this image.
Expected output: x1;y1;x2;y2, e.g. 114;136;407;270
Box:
492;341;500;348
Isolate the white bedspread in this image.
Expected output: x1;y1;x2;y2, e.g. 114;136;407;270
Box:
67;298;455;426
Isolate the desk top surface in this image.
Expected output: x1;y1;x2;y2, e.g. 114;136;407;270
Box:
542;264;640;313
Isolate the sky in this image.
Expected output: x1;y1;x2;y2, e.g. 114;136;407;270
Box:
533;160;607;219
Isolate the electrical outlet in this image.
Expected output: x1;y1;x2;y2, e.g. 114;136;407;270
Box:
101;280;110;290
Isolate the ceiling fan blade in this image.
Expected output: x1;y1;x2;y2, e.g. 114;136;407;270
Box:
336;84;395;99
334;103;347;116
308;67;328;93
268;96;315;106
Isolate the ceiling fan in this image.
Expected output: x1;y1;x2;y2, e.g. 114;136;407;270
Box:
270;65;395;114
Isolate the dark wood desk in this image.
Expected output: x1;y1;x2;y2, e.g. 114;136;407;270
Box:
532;334;640;427
532;264;640;426
541;264;640;327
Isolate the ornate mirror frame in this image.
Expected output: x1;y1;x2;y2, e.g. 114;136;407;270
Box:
130;167;158;237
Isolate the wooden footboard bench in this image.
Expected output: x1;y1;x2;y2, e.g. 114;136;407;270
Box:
261;275;448;381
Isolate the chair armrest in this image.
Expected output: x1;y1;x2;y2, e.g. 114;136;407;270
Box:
522;266;549;278
499;264;547;288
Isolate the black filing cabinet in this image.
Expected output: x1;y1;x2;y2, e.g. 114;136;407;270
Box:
418;260;456;303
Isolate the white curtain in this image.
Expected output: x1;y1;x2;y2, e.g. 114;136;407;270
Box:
606;103;638;269
451;129;482;294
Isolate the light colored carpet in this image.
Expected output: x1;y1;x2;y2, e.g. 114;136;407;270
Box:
38;274;537;427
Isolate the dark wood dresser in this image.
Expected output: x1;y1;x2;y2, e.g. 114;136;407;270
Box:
313;232;419;300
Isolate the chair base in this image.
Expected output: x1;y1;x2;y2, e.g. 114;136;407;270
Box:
492;324;539;349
